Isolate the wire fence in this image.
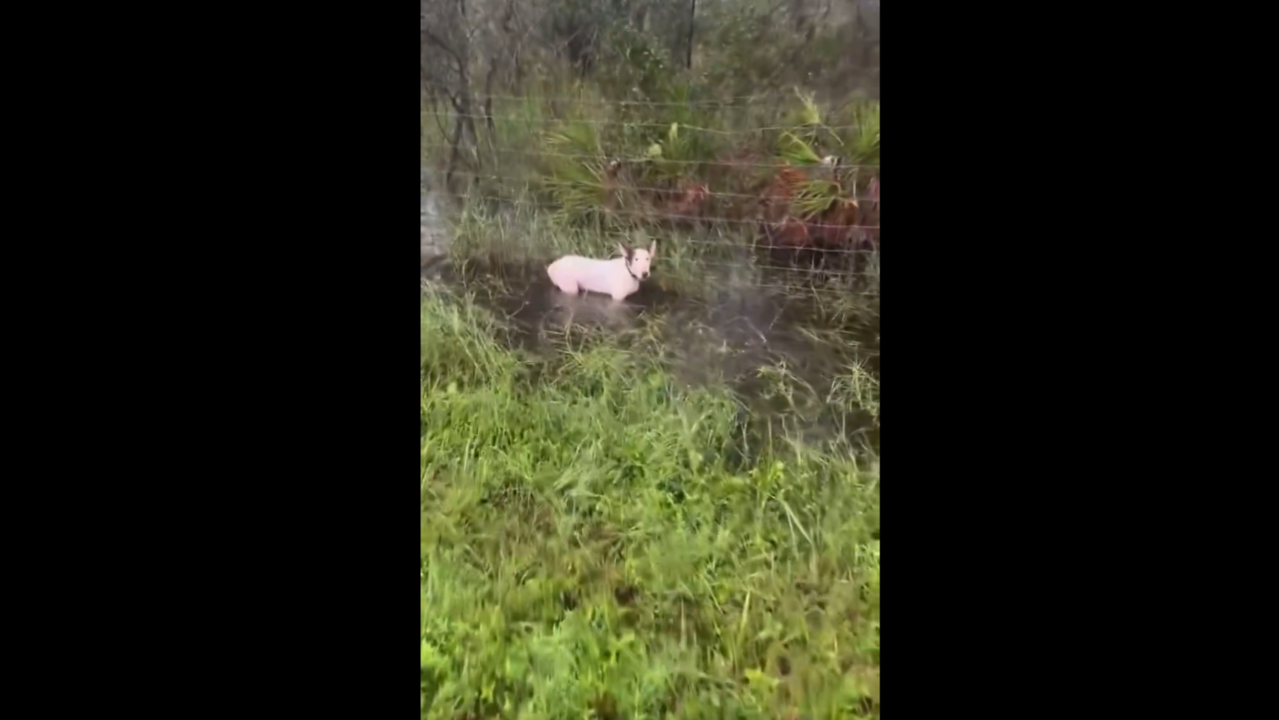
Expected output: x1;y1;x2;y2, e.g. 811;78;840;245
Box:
442;170;881;204
444;193;881;235
423;91;862;107
424;111;867;137
421;97;880;291
422;143;880;170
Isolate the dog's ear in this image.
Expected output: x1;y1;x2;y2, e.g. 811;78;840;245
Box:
617;242;631;259
648;239;657;257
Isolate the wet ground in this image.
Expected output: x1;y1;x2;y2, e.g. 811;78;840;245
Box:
424;256;879;451
422;179;879;452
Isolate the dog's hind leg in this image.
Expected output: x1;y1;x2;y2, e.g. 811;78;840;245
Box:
547;265;581;294
552;278;580;294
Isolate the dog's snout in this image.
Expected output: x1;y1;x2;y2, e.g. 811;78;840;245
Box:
641;271;650;279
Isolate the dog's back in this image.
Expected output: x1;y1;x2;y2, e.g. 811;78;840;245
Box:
548;254;626;297
547;255;590;294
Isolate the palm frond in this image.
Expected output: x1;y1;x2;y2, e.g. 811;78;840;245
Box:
777;132;822;166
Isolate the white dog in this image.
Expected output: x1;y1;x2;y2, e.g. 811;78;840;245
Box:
547;241;657;301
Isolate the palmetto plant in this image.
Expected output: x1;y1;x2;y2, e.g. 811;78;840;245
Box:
840;100;880;168
540;120;633;226
775;132;846;220
774;95;880;221
644;120;716;186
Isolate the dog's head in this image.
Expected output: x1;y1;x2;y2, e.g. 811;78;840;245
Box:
618;240;657;281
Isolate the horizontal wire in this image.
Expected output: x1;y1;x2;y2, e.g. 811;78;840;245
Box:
444;233;875;258
428;253;880;284
444;238;876;258
429;278;881;301
437;170;880;203
421;144;880;170
638;258;874;278
423;111;865;135
438;193;881;234
429;274;879;298
440;251;876;276
420;91;878;107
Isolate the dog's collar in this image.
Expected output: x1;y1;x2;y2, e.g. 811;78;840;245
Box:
625;257;641;280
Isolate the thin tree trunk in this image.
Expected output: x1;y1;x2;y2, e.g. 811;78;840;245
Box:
685;0;697;70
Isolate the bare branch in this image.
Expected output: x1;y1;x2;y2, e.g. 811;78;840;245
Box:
422;27;467;79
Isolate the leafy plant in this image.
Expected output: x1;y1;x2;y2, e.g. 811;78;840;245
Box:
840;100;881;167
540;120;615;225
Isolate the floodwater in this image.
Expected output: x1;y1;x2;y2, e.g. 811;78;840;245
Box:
421;185;879;453
424;258;878;451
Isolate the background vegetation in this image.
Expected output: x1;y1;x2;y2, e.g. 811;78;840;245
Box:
421;3;881;717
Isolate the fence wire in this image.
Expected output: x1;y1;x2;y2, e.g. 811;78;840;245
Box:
424;111;866;136
445;193;880;235
421;96;880;293
443;170;880;204
422;142;880;170
423;92;846;107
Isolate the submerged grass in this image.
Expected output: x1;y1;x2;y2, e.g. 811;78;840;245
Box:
421;287;880;719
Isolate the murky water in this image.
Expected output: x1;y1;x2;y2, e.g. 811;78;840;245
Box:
423;253;879;452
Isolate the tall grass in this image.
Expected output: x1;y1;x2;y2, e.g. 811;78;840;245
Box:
421;288;880;719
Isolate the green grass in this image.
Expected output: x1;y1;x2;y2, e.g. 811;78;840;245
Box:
421;287;880;719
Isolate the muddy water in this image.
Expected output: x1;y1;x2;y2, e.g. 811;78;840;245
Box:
423;255;880;453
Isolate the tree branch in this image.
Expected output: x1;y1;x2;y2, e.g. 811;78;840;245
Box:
421;27;467;80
